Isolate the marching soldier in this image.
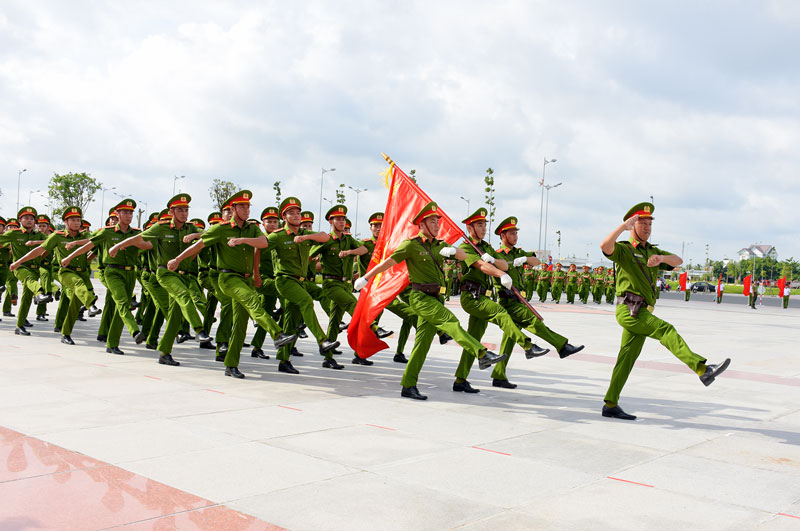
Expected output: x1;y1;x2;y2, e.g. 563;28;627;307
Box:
248;206;281;359
10;206;101;344
62;199;149;354
525;264;538;302
565;263;578;304
0;217;9;319
169;191;296;378
2;218;20;317
599;201;730;420
591;266;605;303
550;262;565;303
578;265;592;304
605;268;616;304
783;281;791;309
355;202;507;400
536;263;551;302
0;206;50;335
491;216;584;388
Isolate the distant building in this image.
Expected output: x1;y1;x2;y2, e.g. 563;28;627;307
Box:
737;244;778;261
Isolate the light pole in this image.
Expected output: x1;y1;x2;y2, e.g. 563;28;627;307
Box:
16;169;27;211
542;182;562;259
28;189;41;205
173;175;186;195
348;186;367;238
318;167;336;231
100;186;116;225
537;158;556;254
459;196;470;216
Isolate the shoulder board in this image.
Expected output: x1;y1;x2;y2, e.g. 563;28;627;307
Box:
55;230;66;235
248;220;259;225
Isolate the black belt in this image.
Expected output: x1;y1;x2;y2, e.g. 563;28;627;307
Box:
323;275;350;282
277;273;306;282
63;265;87;272
220;269;251;279
25;264;40;270
498;289;515;299
461;279;488;298
410;282;441;296
107;264;135;271
198;267;210;272
157;265;196;276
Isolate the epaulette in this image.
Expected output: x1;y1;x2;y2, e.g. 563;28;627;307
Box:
55;230;66;235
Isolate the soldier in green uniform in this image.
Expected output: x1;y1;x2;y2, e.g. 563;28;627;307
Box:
578;265;592;304
34;214;55;322
355;202;507;400
490;216;584;388
198;211;222;349
599;201;731;420
2;218;21;317
110;195;211;365
169;191;296;378
267;198;341;374
11;206;101;344
591;266;605;303
62;199;150;354
748;281;757;309
248;206;282;359
524;265;537;302
536;263;551;302
0;206;50;335
565;263;578;304
0;217;9;319
137;212;165;348
684;276;692;301
783;282;791;309
550;263;565;303
605;268;616;304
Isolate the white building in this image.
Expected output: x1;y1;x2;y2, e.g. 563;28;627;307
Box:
737;244;778;261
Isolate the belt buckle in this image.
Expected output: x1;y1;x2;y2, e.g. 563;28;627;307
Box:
300;277;305;282
647;305;654;312
439;286;446;295
484;290;492;297
521;290;526;298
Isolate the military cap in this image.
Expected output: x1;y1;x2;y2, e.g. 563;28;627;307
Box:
226;190;252;207
325;204;348;221
159;208;172;222
6;218;19;228
114;198;136;212
555;262;562;267
207;211;223;225
623;202;655;221
462;207;488;225
147;212;160;223
62;206;82;221
18;205;37;219
190;218;206;229
596;265;605;270
368;212;384;225
167;194;191;209
108;206;119;216
280;196;302;217
221;201;231;212
300;211;314;223
345;218;352;229
0;216;6;225
81;219;91;229
412;201;442;225
260;206;279;220
582;265;591;269
37;214;51;224
495;215;518;235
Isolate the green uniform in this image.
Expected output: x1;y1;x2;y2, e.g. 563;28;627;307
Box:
591;271;605;303
140;220;204;355
491;244;568;381
454;238;533;382
389;233;488;387
41;230;96;336
783;287;790;309
536;268;551;302
525;268;538;301
268;226;330;361
578;270;592;303
605;271;616;303
685;282;691;301
565;270;578;303
249;239;280;350
89;225;143;348
550;268;565;302
201;219;282;368
603;239;707;407
0;227;46;328
311;230;362;343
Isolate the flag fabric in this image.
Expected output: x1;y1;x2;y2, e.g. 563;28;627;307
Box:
778;276;786;297
743;275;752;296
716;274;722;297
348;160;463;358
679;271;687;291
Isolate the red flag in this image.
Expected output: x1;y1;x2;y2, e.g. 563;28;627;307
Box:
716;274;722;296
548;264;554;271
743;275;751;296
778;276;786;297
679;271;687;291
348;160;463;358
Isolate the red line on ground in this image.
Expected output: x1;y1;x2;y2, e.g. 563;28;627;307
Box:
366;424;396;431
278;405;302;411
607;476;654;488
144;375;161;380
48;353;60;357
204;389;225;394
472;446;511;456
779;513;800;520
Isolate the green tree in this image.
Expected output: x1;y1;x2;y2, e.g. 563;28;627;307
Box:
208;178;239;211
484;167;496;243
47;172;101;217
336;184;347;205
273;181;282;206
409;169;418;183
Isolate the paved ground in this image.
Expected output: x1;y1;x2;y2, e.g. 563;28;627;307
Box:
1;282;799;530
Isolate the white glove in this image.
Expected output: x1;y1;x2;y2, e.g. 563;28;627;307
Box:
480;252;495;264
354;277;368;291
513;257;527;267
439;247;457;257
500;274;513;290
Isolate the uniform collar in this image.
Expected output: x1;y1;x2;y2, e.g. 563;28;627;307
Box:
417;231;436;244
630;236;651;249
114;223;133;233
330;229;343;240
497;243;513;254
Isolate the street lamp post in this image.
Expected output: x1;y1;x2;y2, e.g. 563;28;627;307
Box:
318;167;336;231
16;169;27;212
173;175;186;195
100;186;116;225
348;186;367;238
459;196;470;216
537;158;556;254
28;189;41;205
542;182;562;259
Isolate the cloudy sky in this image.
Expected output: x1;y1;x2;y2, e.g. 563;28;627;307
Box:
1;1;798;265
